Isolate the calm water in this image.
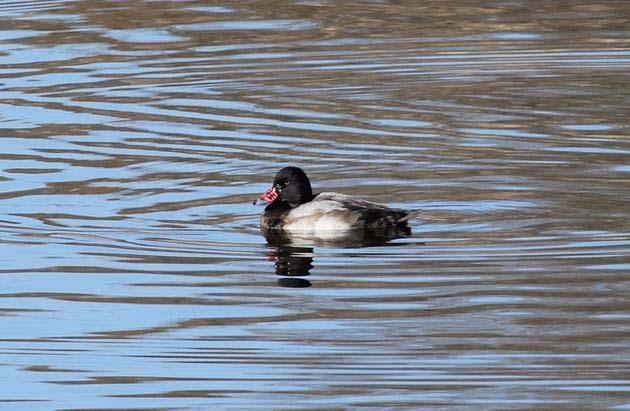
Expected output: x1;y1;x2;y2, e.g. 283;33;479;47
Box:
1;1;629;410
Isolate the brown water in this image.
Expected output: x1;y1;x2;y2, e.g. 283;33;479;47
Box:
1;1;629;409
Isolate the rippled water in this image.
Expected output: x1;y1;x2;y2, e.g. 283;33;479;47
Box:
1;1;629;409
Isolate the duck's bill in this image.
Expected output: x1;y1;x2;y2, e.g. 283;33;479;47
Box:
253;186;278;205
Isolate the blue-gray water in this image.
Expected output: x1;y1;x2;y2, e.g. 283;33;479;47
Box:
1;1;629;410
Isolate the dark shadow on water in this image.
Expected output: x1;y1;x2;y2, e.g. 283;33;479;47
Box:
263;227;414;288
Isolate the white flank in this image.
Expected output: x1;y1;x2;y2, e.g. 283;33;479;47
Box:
284;212;358;233
283;193;362;233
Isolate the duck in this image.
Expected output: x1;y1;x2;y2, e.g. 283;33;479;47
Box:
254;167;411;236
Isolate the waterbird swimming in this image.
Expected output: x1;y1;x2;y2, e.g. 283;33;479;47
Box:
254;167;411;237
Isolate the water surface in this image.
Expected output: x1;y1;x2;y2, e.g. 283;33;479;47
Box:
1;1;629;409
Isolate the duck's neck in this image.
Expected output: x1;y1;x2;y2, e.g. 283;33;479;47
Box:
292;186;313;207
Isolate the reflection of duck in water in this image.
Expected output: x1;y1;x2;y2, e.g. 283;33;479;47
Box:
265;241;314;288
263;228;412;288
254;166;413;240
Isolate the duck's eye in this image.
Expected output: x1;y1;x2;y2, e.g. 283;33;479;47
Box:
275;181;289;190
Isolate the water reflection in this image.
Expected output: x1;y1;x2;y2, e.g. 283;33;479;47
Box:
263;227;413;287
267;244;314;288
